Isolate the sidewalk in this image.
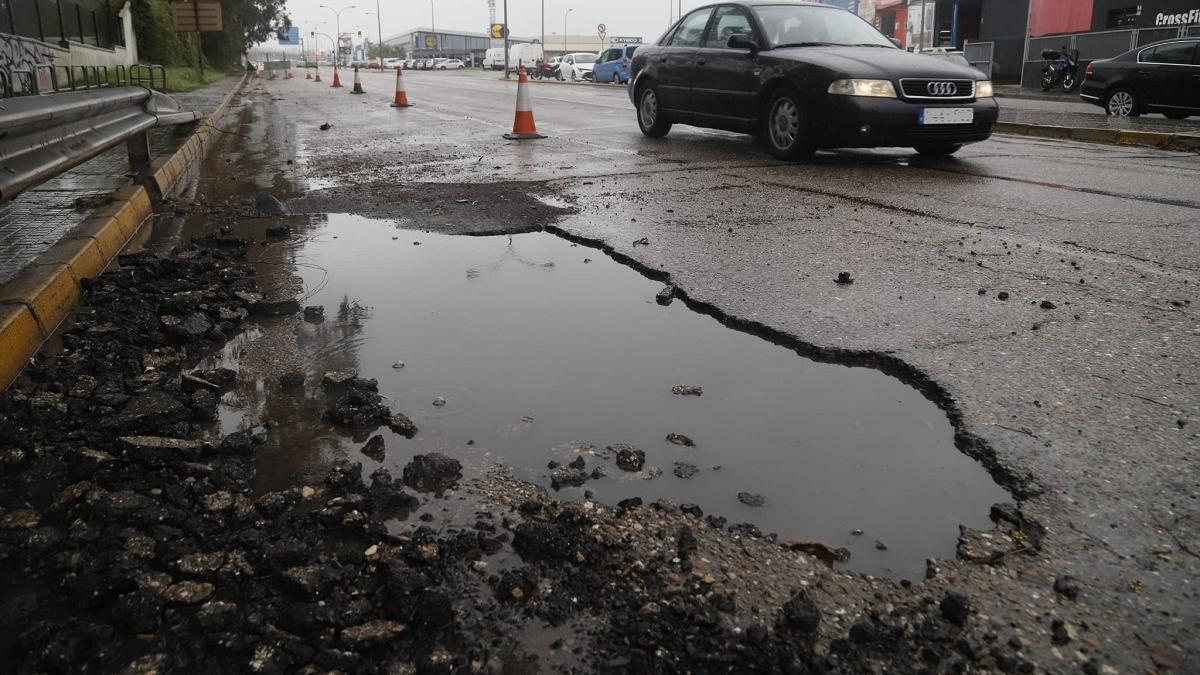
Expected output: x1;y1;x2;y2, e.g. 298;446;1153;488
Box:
0;76;241;286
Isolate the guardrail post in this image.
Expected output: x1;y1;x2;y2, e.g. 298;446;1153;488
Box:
126;131;151;173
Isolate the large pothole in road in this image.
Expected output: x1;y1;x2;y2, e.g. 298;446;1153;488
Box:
205;213;1007;579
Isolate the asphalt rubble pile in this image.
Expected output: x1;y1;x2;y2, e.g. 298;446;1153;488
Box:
0;237;1054;673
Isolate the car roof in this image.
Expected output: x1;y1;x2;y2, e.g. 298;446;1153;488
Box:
1140;36;1199;48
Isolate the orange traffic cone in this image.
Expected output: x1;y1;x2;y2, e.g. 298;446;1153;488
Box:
390;67;413;107
305;66;312;79
503;65;546;140
314;63;322;82
286;67;294;79
331;65;343;88
350;66;365;94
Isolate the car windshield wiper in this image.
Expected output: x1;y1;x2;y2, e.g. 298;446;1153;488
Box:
851;43;893;48
772;41;837;48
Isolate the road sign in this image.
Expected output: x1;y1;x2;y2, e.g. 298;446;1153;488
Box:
597;23;606;33
275;26;300;45
490;23;508;39
610;36;643;43
170;1;222;32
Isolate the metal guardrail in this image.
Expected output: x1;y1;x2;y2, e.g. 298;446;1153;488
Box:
0;86;199;203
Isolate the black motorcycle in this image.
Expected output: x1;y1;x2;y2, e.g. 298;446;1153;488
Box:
1040;47;1080;92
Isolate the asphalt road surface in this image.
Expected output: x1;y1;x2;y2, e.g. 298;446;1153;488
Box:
184;70;1198;671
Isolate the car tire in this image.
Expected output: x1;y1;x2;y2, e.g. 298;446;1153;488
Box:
636;83;671;138
1163;111;1189;120
763;86;815;161
913;143;963;157
612;72;622;85
1104;88;1139;117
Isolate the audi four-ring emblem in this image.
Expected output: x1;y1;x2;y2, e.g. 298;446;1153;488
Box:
926;81;958;96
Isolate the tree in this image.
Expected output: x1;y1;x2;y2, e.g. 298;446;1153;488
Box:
200;0;290;68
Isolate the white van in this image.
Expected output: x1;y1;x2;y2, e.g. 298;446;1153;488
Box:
483;47;505;70
508;43;544;71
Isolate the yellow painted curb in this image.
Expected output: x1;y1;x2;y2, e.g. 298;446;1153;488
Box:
0;305;41;389
150;72;249;200
0;74;248;390
0;262;81;336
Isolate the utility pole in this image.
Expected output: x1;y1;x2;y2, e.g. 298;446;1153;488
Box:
375;0;382;63
503;0;509;78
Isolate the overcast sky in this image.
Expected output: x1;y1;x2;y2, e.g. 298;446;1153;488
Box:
283;0;695;46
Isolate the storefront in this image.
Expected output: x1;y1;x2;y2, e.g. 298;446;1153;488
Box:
875;0;910;45
1030;0;1200;35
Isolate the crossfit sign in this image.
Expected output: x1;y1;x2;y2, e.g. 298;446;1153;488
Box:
1155;8;1200;25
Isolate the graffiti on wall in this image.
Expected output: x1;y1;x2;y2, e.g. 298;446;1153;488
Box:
0;34;62;93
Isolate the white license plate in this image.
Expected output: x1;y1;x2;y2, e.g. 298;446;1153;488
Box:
919;108;974;125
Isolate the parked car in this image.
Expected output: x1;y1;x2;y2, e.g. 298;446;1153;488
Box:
1080;37;1200;119
436;59;466;70
367;58;381;69
594;43;641;84
382;57;404;69
559;52;597;81
629;0;997;158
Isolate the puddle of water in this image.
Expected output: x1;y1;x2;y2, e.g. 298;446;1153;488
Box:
208;214;1006;578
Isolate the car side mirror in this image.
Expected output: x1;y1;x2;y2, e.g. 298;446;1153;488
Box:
728;33;759;52
889;37;902;48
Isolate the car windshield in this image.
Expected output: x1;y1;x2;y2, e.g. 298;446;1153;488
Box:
573;54;597;64
754;5;894;48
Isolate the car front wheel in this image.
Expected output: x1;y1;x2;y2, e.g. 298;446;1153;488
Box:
1105;88;1139;117
913;143;963;157
637;84;671;138
764;87;815;160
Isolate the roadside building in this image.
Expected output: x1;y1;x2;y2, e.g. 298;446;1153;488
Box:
0;0;136;94
1021;0;1200;85
854;0;1198;86
382;28;529;63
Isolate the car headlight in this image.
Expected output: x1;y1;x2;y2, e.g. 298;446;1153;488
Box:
827;79;897;98
975;80;994;98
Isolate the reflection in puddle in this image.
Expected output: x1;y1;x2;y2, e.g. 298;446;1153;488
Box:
203;213;1006;578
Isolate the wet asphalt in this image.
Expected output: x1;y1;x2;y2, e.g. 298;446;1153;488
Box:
172;70;1198;670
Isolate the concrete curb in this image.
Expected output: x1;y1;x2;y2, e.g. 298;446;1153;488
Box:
0;73;248;390
995;121;1200;152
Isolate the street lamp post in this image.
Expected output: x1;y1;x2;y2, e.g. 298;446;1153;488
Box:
319;4;357;67
430;0;435;33
363;10;382;66
375;0;383;65
563;8;572;54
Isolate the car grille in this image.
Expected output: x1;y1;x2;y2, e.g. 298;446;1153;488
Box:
899;79;976;100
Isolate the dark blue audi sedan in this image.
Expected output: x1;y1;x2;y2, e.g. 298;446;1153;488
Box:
629;0;998;159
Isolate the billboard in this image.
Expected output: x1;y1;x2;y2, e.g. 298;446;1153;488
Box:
276;26;301;45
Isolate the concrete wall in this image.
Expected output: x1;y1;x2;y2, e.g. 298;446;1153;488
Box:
0;0;135;92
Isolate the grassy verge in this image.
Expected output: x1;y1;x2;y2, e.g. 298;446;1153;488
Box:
160;66;234;92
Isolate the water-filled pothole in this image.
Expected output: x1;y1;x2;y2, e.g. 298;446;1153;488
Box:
208;213;1006;578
